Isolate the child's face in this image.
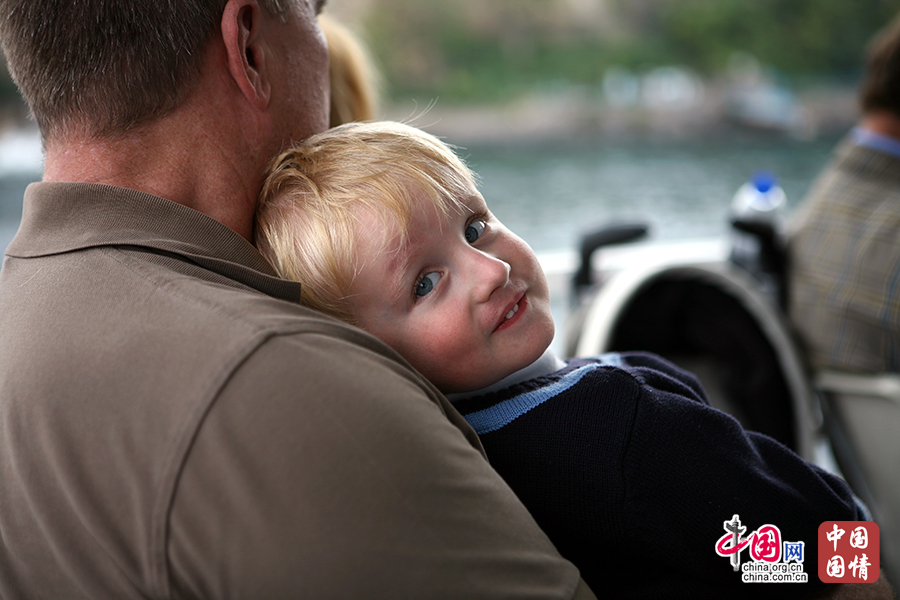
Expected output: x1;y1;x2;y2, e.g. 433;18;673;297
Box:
347;185;555;394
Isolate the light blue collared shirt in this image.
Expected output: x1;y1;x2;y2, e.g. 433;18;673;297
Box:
852;126;900;159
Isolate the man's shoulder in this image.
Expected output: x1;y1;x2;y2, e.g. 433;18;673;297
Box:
795;140;900;219
109;245;431;401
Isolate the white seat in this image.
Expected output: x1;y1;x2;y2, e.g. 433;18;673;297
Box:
567;259;820;461
815;370;900;582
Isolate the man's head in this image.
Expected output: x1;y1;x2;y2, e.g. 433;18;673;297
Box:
860;11;900;116
256;121;555;393
0;0;326;144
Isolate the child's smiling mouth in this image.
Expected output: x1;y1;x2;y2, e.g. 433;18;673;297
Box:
494;294;527;332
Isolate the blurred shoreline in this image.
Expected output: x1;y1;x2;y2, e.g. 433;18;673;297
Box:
0;82;859;175
385;83;859;147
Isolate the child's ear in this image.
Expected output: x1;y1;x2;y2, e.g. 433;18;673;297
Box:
220;0;271;110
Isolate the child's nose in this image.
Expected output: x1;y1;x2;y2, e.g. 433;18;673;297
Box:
471;251;510;303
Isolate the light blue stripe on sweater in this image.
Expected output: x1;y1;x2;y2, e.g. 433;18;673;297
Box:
463;357;618;435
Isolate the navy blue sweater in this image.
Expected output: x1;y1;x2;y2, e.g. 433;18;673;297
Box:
453;352;861;598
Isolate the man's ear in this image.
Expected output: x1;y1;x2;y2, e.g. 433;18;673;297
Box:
221;0;271;109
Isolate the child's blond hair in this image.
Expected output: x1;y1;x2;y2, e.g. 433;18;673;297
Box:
255;121;477;323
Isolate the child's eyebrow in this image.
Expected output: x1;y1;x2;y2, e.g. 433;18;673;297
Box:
382;242;416;306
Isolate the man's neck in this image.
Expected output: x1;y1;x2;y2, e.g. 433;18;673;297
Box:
859;110;900;141
41;77;272;242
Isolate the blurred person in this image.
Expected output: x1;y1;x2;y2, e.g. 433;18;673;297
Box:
789;14;900;373
788;12;900;588
320;13;380;126
256;120;889;599
0;1;597;598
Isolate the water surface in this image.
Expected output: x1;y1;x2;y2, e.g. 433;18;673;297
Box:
463;131;841;254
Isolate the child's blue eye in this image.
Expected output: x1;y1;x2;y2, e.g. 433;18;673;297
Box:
465;219;486;244
415;272;442;298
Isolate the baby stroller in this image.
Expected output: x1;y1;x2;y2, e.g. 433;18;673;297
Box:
564;214;899;583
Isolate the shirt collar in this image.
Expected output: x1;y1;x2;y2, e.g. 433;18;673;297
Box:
6;182;303;303
445;348;566;403
852;126;900;160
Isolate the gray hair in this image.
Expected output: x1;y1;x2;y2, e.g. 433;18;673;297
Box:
0;0;291;141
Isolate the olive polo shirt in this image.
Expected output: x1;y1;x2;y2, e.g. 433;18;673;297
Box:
0;182;592;599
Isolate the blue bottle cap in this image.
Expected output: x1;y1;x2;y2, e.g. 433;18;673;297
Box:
751;170;778;194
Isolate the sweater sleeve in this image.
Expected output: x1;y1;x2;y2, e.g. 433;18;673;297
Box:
619;352;858;598
467;352;859;599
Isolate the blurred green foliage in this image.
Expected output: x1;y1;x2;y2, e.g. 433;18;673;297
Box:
2;0;899;110
362;0;900;105
658;0;900;76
